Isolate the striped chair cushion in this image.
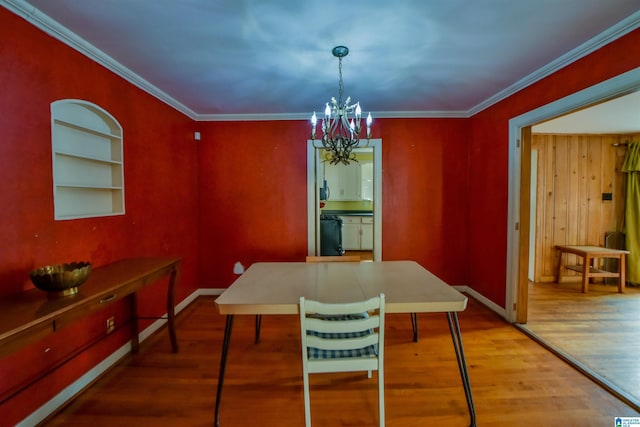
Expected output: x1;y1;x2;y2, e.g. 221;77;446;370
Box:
306;313;378;359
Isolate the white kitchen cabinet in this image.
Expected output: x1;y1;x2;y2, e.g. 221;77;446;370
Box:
324;159;374;202
360;160;374;201
341;218;361;250
324;162;360;200
360;217;374;250
339;216;373;250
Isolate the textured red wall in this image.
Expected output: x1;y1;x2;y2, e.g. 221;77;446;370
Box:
197;118;470;288
0;8;199;424
378;118;470;283
467;28;640;306
197;120;312;287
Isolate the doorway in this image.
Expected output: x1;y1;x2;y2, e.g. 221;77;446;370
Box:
506;67;640;324
306;139;383;261
509;72;640;409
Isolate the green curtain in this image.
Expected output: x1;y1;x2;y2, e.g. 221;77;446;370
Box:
622;142;640;285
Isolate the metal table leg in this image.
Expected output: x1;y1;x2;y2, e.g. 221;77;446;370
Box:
255;314;262;344
446;312;476;427
410;312;418;342
214;314;234;427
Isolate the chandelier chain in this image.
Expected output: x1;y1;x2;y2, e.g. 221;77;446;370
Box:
338;57;344;106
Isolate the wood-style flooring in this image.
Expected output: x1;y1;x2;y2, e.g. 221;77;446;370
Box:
42;295;639;427
520;280;640;410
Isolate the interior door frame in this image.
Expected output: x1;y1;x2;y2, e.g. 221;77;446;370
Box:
506;67;640;323
307;139;383;261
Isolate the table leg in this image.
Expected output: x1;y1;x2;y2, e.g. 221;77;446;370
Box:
167;266;179;352
130;293;139;353
255;315;262;344
582;255;591;293
446;312;476;427
215;314;234;427
619;253;626;293
410;313;418;342
557;249;565;283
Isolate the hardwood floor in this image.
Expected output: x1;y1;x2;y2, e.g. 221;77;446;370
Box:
520;280;640;410
43;295;639;426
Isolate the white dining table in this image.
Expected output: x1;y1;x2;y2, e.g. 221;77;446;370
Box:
213;261;476;426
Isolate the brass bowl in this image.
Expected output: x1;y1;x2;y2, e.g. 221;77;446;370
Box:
30;262;92;297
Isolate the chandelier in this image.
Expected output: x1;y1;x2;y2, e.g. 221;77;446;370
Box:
311;46;372;165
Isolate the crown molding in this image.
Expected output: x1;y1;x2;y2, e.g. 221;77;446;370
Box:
3;0;638;122
194;110;470;121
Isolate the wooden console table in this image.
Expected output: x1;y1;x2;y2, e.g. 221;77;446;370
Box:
555;245;628;293
0;257;181;359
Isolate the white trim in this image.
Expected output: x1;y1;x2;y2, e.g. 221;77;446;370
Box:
196;110;470;121
506;67;640;323
3;0;637;121
307;139;383;261
307;142;317;255
17;342;133;427
454;286;507;319
199;288;226;296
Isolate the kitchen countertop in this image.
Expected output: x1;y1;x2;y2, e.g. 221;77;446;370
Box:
321;210;373;216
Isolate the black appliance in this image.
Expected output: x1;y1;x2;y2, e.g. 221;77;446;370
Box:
320;214;344;256
319;179;329;201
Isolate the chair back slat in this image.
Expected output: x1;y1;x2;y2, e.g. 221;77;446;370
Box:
304;297;380;316
306;315;379;334
306;333;379;351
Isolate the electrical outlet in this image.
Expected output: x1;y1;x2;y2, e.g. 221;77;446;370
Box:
106;316;115;334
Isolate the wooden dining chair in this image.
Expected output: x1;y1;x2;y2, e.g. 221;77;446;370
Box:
299;294;385;427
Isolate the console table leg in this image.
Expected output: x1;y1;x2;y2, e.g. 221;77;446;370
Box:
447;312;476;427
167;267;179;352
130;293;139;353
215;314;234;427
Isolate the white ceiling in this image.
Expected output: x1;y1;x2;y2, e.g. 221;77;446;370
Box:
4;0;640;120
532;91;640;134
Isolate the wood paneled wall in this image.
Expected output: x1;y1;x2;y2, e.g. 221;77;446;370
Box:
532;133;636;282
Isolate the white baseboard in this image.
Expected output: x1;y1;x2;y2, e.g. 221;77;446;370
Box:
199;288;225;296
454;285;507;319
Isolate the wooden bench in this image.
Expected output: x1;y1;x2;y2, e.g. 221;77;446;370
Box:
555;245;629;293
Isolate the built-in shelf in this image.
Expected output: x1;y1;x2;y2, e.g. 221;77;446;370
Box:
51;100;124;220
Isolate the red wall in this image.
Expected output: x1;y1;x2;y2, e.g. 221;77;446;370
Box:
0;8;199;424
197;120;311;286
197;118;470;288
467;29;640;306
